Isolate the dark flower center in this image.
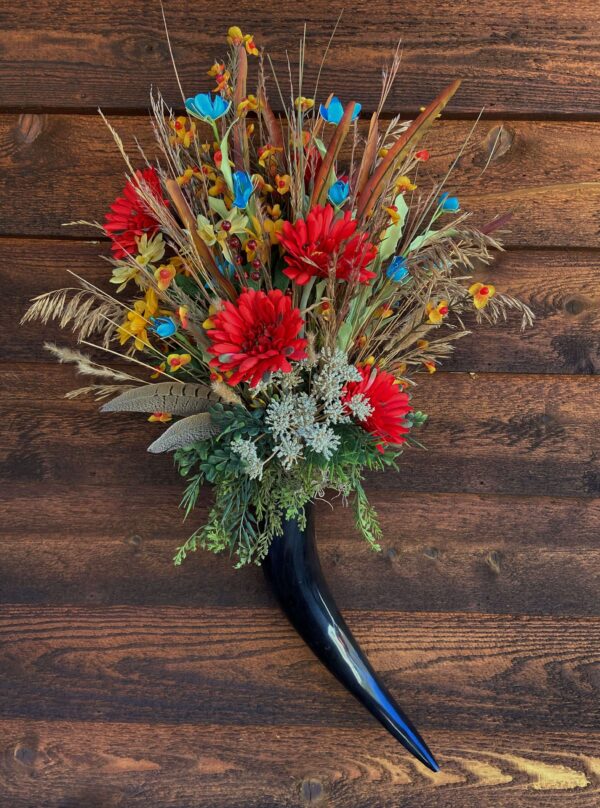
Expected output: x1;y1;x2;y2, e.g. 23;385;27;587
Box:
243;321;280;354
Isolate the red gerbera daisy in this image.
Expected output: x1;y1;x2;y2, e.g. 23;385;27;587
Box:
207;289;308;387
104;167;168;259
342;366;412;446
278;204;378;285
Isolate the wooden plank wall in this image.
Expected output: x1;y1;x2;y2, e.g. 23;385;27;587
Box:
1;2;599;806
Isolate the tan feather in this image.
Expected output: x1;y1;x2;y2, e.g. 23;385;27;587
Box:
101;382;216;415
147;412;219;453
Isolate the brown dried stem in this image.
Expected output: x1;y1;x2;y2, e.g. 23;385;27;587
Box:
355;111;379;196
232;44;249;170
356;79;461;220
311;101;358;207
165;179;237;300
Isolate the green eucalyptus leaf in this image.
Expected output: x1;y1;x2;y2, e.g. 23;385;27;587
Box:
273;266;290;292
336;319;354;351
313;137;327;158
406;229;437;253
175;273;202;298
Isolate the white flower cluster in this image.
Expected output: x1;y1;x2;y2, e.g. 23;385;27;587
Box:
264;392;317;469
298;422;341;460
312;348;362;424
230;437;264;480
265;392;317;436
253;366;301;394
345;392;373;422
263;350;363;469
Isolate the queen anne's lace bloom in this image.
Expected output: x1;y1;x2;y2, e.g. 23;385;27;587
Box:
264;395;296;437
231;437;264;480
273;433;304;470
263;349;371;466
265;383;347;466
313;348;362;425
346;393;374;421
298;423;341;460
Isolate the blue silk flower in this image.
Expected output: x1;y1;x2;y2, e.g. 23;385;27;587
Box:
319;96;361;125
386;256;409;283
439;192;460;212
151;317;177;338
328;180;350;206
185;92;230;121
232;171;254;209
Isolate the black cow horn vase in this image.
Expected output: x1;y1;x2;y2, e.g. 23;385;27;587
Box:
263;501;440;772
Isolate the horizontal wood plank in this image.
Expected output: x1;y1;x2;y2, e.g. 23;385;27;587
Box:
2;365;599;498
1;606;599;734
9;238;600;374
3;4;599;806
0;719;600;808
0;1;599;117
2;115;600;246
1;485;600;616
0;719;598;807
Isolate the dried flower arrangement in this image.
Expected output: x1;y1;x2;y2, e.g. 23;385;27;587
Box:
23;25;534;569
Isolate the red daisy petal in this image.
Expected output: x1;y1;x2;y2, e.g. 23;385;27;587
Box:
206;289;308;387
103;167;169;259
278;204;377;286
342;366;412;446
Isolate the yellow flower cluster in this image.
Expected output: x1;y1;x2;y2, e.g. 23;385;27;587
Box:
118;288;159;351
227;26;258;55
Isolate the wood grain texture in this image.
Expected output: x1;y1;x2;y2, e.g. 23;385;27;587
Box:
0;0;599;116
1;606;599;732
1;721;598;808
2;115;600;246
2;485;600;616
2;3;600;806
9;238;600;373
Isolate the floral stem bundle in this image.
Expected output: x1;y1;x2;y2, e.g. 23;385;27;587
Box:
24;26;533;567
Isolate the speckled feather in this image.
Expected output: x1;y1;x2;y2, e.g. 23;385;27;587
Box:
147;412;220;453
101;382;216;415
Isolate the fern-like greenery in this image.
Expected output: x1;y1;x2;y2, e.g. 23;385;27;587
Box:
173;403;410;567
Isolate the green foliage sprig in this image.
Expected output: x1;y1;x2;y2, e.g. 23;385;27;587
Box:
173;403;408;567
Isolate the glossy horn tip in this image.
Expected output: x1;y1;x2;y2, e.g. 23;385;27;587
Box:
412;738;440;773
264;503;441;772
